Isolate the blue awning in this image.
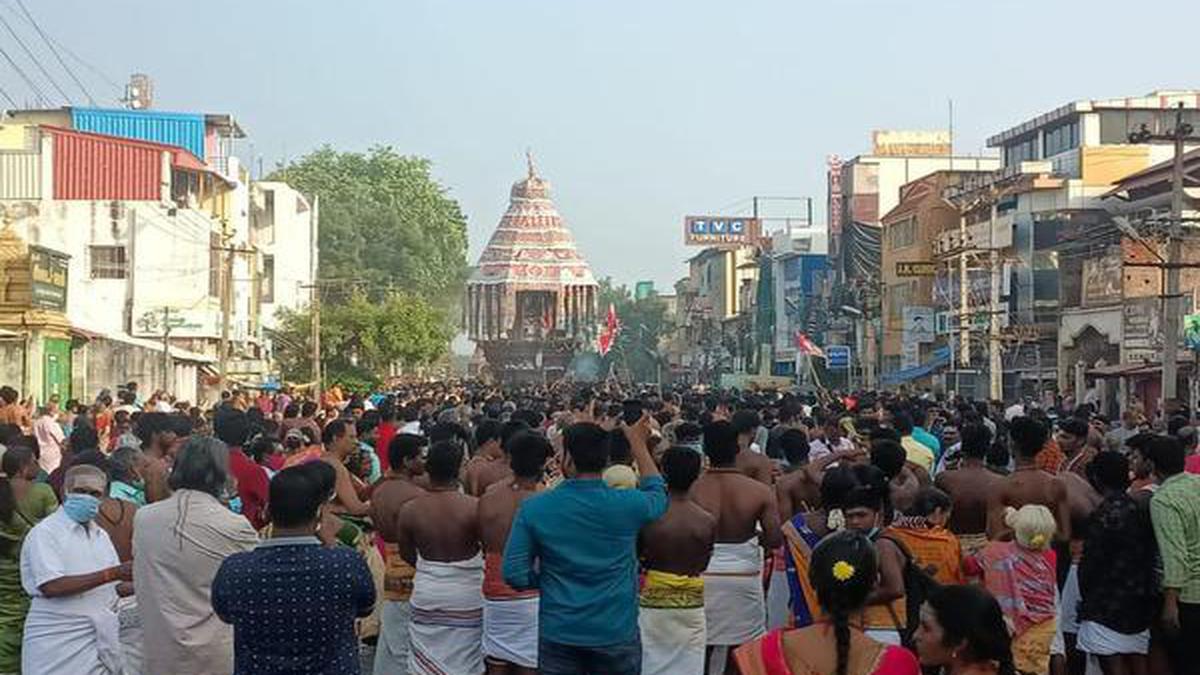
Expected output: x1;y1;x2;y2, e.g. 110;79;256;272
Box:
881;346;951;387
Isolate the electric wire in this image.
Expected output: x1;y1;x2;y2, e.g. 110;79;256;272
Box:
0;42;47;105
0;9;69;103
11;0;94;104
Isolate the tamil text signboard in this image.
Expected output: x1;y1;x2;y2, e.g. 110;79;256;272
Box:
684;216;761;247
29;246;68;312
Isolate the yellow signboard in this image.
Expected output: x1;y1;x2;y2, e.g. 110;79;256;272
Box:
896;261;936;277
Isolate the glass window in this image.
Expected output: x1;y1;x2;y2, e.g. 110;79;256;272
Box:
1033;269;1059;303
1043;119;1079;157
1099;110;1130;144
89;246;126;279
889;218;916;250
1004;135;1039;167
1033;219;1060;250
261;255;275;303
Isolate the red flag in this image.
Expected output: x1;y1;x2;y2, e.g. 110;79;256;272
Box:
598;303;620;356
794;331;825;358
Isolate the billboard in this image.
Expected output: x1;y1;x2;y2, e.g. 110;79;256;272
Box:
29;246;68;312
684;216;761;247
896;261;936;277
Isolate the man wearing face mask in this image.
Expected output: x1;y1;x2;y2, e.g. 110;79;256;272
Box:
19;464;132;674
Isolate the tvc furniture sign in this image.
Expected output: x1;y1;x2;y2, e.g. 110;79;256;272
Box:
684;216;762;247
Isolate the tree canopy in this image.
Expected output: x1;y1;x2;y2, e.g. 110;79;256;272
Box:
270;290;452;390
270;146;469;303
597;278;673;384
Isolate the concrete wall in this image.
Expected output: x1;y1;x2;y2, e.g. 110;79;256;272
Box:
252;181;317;329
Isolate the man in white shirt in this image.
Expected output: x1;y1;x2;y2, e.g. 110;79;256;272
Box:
31;399;65;475
808;416;855;462
20;465;131;675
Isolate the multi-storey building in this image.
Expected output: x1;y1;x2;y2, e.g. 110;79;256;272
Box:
938;90;1200;407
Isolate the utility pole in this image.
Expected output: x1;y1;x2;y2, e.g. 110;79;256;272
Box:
1128;102;1197;405
311;283;321;400
988;201;1003;401
160;306;172;393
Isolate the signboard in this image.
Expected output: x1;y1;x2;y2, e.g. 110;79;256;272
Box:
684;216;761;247
1081;248;1122;307
1187;313;1200;351
825;345;851;369
634;281;655;300
903;306;936;344
871;130;951;157
132;306;213;338
29;246;68;311
827;155;843;236
896;261;936;277
901;341;921;370
1124;296;1194;350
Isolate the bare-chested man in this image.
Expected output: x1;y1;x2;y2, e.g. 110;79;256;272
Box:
731;409;775;485
321;418;370;517
477;431;549;675
871;439;921;517
776;429;820;519
396;440;483;674
464;419;505;496
987;416;1072;543
935;423;1002;558
693;420;782;673
638;445;716;675
370;433;428;675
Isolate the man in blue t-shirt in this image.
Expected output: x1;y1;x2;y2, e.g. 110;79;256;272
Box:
504;414;667;674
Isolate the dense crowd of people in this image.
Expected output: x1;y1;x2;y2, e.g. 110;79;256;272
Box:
0;378;1198;675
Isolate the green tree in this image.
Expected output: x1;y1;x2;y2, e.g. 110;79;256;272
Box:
269;290;452;389
597;278;672;384
270;146;469;303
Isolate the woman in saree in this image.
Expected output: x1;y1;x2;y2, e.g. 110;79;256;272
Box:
914;584;1017;675
735;530;920;675
0;446;59;672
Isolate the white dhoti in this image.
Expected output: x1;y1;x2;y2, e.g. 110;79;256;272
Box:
117;595;143;675
640;570;706;675
408;554;484;675
1077;621;1150;655
1059;562;1080;634
765;549;790;631
482;596;539;669
22;602;122;675
373;600;412;675
703;539;764;647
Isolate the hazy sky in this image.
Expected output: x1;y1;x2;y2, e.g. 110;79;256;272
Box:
9;0;1200;289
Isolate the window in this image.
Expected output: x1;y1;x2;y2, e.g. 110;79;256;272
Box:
90;246;126;279
209;232;221;297
887;281;916;322
1100;109;1200;144
264;189;275;224
1043;119;1079;157
261;255;275;303
889;218;916;250
1004;135;1039;167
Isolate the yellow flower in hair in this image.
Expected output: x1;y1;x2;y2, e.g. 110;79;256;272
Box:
832;560;856;582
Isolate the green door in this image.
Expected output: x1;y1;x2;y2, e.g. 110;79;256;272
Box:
43;337;71;402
